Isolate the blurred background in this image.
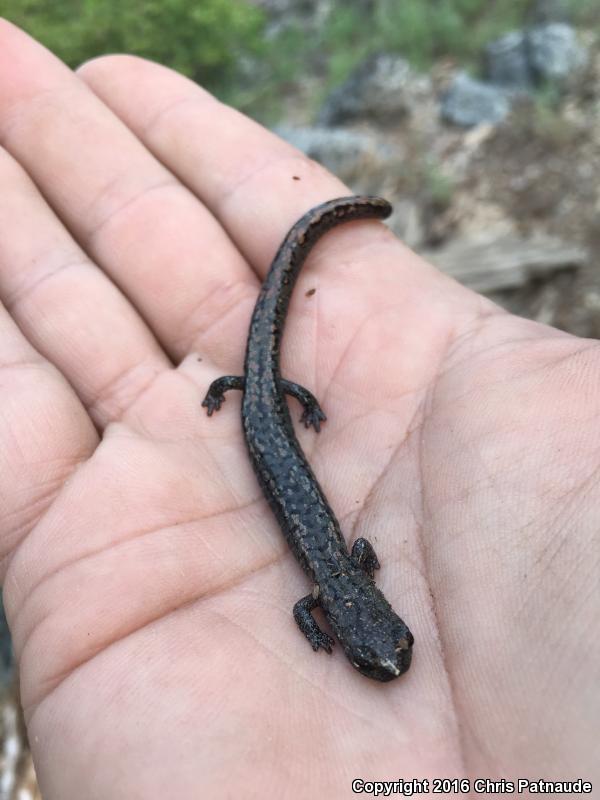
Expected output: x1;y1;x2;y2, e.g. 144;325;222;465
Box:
1;0;599;795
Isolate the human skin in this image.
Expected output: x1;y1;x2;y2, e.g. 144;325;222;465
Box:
0;18;597;800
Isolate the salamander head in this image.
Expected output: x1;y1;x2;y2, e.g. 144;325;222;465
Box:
347;619;413;682
326;582;414;682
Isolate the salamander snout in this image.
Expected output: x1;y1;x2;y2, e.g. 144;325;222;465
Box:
350;627;414;682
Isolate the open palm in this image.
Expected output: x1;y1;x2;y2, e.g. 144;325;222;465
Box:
0;20;597;800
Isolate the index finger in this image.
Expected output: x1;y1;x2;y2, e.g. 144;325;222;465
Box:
77;54;398;277
77;53;471;407
77;55;471;392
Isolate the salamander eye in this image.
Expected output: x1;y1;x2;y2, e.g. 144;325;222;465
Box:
395;631;414;651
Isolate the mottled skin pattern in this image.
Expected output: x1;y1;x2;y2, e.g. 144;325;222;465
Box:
203;196;413;681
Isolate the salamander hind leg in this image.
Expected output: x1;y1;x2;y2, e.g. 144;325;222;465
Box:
201;376;245;415
293;594;335;653
351;538;381;578
281;379;327;432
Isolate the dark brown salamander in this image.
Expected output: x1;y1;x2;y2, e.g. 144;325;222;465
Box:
202;196;413;681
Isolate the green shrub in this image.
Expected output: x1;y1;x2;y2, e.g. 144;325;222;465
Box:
1;0;265;91
372;0;532;69
3;0;596;120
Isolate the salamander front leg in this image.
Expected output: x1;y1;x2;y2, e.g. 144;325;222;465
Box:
293;594;335;653
201;376;245;415
351;537;381;578
281;379;327;432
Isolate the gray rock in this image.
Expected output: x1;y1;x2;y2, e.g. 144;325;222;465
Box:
0;593;13;687
440;72;510;128
527;23;587;82
274;125;393;180
318;53;432;126
527;0;571;24
389;200;424;250
485;30;533;90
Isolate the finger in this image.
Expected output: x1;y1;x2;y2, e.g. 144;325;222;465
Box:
78;56;465;334
0;146;169;428
77;54;368;275
0;302;97;575
77;54;462;390
0;20;252;369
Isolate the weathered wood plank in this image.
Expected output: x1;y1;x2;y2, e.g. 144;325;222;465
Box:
421;234;587;292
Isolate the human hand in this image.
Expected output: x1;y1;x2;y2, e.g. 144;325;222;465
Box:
0;19;597;799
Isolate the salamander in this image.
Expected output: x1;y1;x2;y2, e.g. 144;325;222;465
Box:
202;196;413;681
